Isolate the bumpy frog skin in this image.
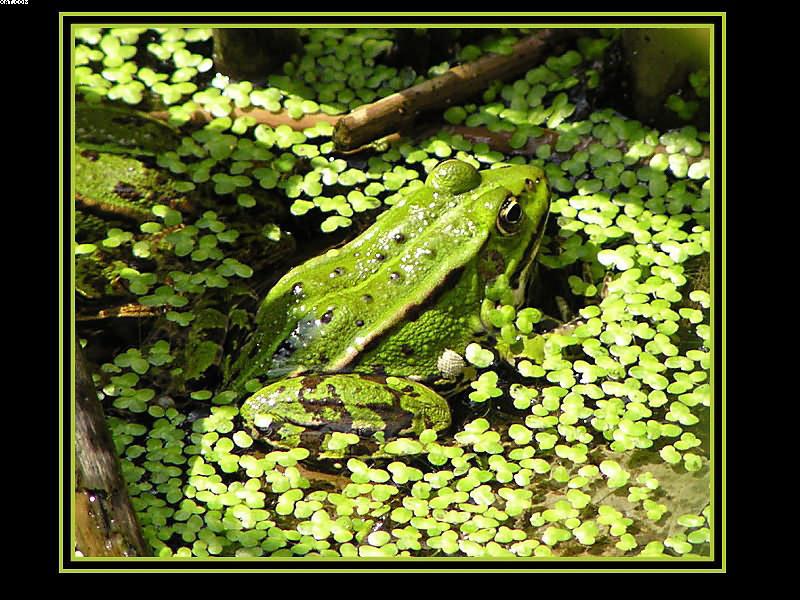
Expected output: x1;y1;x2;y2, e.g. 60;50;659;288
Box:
232;159;550;456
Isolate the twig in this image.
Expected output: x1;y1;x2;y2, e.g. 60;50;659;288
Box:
76;304;165;321
149;106;341;130
332;29;579;150
75;192;153;223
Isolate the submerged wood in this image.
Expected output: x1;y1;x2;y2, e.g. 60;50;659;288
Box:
74;192;152;223
149;106;341;130
76;304;165;321
75;341;150;557
337;123;708;167
442;125;710;163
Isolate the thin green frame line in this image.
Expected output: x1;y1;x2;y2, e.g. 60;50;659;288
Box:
717;12;725;571
62;17;722;571
65;21;717;28
61;11;725;16
59;13;65;573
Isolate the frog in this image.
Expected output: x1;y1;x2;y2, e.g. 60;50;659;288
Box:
74;102;293;307
232;158;550;457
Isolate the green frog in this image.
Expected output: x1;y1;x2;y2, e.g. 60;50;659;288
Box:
233;159;550;457
74;104;190;302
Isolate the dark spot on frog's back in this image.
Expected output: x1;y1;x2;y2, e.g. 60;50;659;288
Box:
309;398;413;439
299;374;323;389
114;182;143;201
401;344;414;356
392;380;421;396
320;309;334;324
298;379;345;407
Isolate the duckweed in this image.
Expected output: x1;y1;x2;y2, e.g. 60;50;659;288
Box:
76;27;713;561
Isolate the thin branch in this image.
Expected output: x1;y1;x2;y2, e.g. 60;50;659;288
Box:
332;29;579;150
149;106;341;130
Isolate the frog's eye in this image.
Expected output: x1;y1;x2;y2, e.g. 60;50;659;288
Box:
497;196;524;235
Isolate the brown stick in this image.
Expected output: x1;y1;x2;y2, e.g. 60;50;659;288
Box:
76;303;166;321
75;192;153;223
149;106;341;130
75;341;150;557
338;123;709;168
294;464;351;490
443;125;558;156
441;125;710;163
332;29;578;151
147;30;573;138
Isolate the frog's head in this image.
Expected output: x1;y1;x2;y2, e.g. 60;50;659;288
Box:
476;162;550;307
426;160;550;309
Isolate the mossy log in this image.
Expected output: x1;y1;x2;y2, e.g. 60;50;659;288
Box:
332;29;579;151
75;341;149;556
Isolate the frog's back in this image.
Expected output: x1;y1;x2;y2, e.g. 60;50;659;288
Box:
230;183;502;388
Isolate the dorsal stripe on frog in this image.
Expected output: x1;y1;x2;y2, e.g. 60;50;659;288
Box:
237;183;514;385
